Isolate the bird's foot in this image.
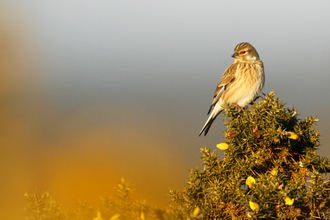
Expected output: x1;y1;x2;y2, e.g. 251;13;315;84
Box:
231;103;242;111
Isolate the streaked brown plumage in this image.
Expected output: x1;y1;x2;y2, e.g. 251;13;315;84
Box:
199;42;265;136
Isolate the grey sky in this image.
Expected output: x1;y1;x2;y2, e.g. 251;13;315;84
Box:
22;0;330;147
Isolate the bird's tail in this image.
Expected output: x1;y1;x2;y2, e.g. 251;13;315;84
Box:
199;110;220;136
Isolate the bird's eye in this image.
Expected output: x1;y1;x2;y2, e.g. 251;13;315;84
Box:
241;51;246;54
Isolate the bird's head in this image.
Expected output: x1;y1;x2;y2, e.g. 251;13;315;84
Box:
231;42;260;63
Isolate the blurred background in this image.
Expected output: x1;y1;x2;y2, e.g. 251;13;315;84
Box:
1;1;330;219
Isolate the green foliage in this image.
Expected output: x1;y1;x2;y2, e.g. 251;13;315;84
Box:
169;91;330;219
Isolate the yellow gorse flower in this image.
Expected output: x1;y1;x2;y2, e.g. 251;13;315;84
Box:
286;132;298;140
249;201;260;212
285;197;294;205
217;143;229;150
271;168;278;175
246;176;256;188
193;207;200;216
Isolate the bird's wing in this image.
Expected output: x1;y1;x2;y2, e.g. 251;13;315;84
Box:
207;63;237;114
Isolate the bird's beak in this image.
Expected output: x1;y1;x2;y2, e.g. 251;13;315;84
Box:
231;52;238;58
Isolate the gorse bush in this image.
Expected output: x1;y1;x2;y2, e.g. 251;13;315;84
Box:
25;91;330;219
170;91;330;219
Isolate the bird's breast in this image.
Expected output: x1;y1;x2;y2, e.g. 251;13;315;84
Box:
221;62;264;107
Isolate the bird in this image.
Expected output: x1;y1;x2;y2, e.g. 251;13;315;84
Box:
199;42;265;136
